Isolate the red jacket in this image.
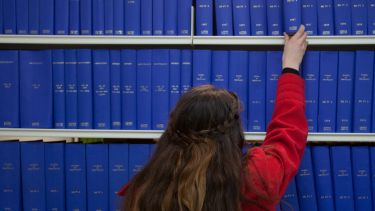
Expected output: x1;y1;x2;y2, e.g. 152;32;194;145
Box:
118;73;308;211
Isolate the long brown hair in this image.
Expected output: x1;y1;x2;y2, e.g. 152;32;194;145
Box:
123;85;245;211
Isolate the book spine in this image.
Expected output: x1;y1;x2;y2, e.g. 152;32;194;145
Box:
317;0;335;35
3;0;17;34
77;49;93;129
125;0;141;35
129;144;150;178
351;0;367;35
80;0;92;35
368;0;375;35
169;49;181;110
250;0;267;35
281;178;300;211
211;50;229;89
334;0;351;35
69;0;80;34
165;0;178;35
302;0;318;35
181;50;192;94
110;50;122;129
283;0;301;34
193;50;211;86
121;50;137;129
266;51;282;126
17;0;29;34
52;50;65;128
113;0;124;35
104;0;114;35
177;0;192;35
141;0;152;35
65;50;78;129
93;0;105;35
232;0;250;35
196;0;213;35
39;0;54;34
215;0;233;35
266;0;283;36
54;0;68;34
370;147;375;209
137;50;152;129
28;0;39;34
153;0;164;35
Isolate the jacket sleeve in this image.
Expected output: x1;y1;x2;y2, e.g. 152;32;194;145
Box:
242;73;308;209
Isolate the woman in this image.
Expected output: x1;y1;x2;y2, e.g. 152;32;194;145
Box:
118;25;308;211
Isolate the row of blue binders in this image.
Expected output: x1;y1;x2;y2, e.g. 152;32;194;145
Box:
2;50;375;133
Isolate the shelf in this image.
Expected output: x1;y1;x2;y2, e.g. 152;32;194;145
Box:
0;129;375;143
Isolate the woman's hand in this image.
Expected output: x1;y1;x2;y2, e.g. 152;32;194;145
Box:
282;25;308;71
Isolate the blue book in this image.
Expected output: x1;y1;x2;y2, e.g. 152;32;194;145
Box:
93;0;105;35
152;49;170;130
86;144;109;211
232;0;250;35
266;0;283;36
302;0;318;35
149;143;156;158
353;51;374;132
16;0;28;34
318;51;338;132
69;0;80;34
215;0;233;35
129;144;149;179
181;50;192;94
20;50;53;128
266;51;282;126
45;142;65;211
248;51;266;132
165;0;178;35
93;50;111;129
302;51;320;132
141;0;152;35
212;50;229;89
153;0;164;35
65;49;78;129
311;146;335;210
250;0;267;35
39;0;53;34
0;51;19;128
3;0;17;34
80;0;92;34
295;147;318;211
351;0;367;35
330;146;355;211
21;142;46;211
169;49;181;110
193;50;211;86
104;0;114;34
52;50;65;128
109;144;129;211
336;51;354;132
125;0;140;35
281;178;300;211
137;50;152;129
113;0;124;35
77;49;93;129
334;0;351;35
65;144;86;211
0;141;21;211
28;0;39;34
229;51;248;130
370;147;375;209
352;146;373;210
0;0;3;34
317;0;334;35
55;0;69;34
196;0;213;35
369;0;375;35
283;0;301;34
121;50;137;129
111;50;122;129
177;0;192;35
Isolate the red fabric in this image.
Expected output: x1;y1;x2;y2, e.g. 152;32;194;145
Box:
117;73;308;211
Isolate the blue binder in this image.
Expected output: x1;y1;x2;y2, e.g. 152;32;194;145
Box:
20;50;53;128
121;50;137;129
65;144;86;211
181;50;192;94
196;0;213;35
111;50;122;129
302;0;318;35
318;51;338;132
295;147;318;211
248;51;266;132
39;0;53;34
114;0;124;35
267;0;283;36
302;51;320;132
369;0;375;35
229;51;248;130
21;142;46;211
55;0;69;34
317;0;334;35
334;0;351;35
215;0;233;35
93;50;111;129
65;50;78;129
177;0;192;35
93;0;105;35
153;0;164;35
109;144;129;211
77;49;93;129
17;0;28;34
283;0;301;34
104;0;114;34
86;144;109;211
351;0;367;35
52;50;65;128
250;0;267;35
169;49;181;110
125;0;141;35
141;0;152;35
281;178;300;211
80;0;92;34
311;146;335;210
3;0;17;34
193;50;211;86
152;49;170;130
232;0;250;35
0;51;19;128
336;51;354;132
137;50;152;129
165;0;178;35
45;142;65;211
352;146;373;210
330;146;355;211
266;51;282;126
129;144;150;179
0;141;21;211
353;51;374;133
28;0;39;34
69;0;80;34
212;50;229;89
